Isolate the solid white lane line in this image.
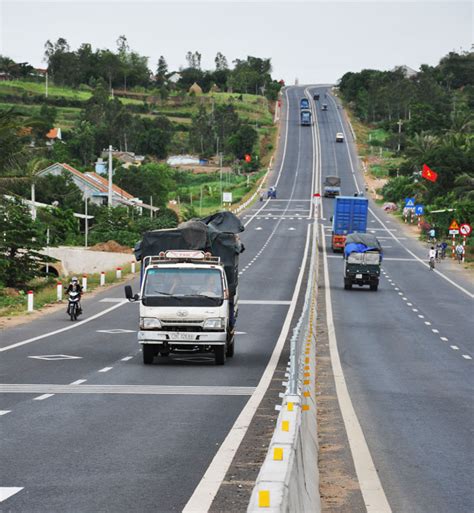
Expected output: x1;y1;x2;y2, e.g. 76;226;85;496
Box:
183;216;313;512
1;384;256;396
450;345;459;350
0;487;23;503
321;228;391;512
70;379;87;385
33;394;54;401
0;410;11;416
98;367;113;373
239;300;291;305
315;91;391;513
462;355;472;360
0;301;128;353
121;356;133;361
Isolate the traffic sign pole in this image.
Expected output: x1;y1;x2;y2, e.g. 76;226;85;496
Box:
463;236;466;262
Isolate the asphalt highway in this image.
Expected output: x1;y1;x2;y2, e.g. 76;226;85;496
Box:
0;87;316;512
1;86;472;513
310;86;473;513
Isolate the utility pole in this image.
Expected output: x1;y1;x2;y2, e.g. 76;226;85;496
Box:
108;145;113;208
219;153;223;206
45;71;48;98
150;196;153;218
397;119;403;153
84;194;89;248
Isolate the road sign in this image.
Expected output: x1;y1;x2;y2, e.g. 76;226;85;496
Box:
405;198;415;208
460;223;472;237
223;192;233;203
415;205;424;215
449;220;459;231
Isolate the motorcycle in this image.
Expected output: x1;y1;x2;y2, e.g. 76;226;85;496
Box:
67;290;81;321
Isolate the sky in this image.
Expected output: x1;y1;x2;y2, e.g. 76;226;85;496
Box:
0;0;472;84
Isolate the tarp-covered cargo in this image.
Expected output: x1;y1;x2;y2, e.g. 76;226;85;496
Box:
135;213;244;295
324;176;341;187
344;233;383;258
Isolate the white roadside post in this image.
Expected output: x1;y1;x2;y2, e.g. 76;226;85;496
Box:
27;290;34;312
56;281;63;301
82;275;87;292
131;261;136;274
116;267;122;279
100;272;105;286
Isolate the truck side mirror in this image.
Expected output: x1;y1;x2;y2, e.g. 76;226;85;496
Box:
330;216;333;222
125;285;138;301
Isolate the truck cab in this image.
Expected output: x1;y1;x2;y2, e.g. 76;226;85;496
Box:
300;98;310;110
126;250;235;365
300;109;312;126
343;233;382;291
323;176;341;197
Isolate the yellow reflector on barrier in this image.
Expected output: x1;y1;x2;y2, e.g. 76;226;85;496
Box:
304;372;310;377
282;420;289;432
258;490;270;507
304;365;310;371
273;447;284;460
303;380;310;385
287;402;294;412
305;357;310;364
303;404;310;411
303;391;310;397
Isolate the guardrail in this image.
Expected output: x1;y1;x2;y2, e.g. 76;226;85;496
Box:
247;222;320;512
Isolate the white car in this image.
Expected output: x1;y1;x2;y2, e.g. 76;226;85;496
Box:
336;132;344;142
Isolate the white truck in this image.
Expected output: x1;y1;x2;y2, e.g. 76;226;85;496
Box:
125;215;244;365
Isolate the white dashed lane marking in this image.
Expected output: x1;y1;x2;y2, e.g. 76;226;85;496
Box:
70;379;87;385
462;355;472;360
121;356;134;361
33;393;54;401
0;488;23;503
98;367;113;373
0;410;11;416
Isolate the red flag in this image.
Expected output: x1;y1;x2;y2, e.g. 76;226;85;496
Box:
422;164;438;182
244;154;251;163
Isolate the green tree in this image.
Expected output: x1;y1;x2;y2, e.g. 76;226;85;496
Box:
227;125;258;159
0;197;54;287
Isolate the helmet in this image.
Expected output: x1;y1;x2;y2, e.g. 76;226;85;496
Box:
72;276;78;282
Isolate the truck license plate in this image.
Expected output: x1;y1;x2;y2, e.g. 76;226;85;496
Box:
356;274;363;279
169;332;195;341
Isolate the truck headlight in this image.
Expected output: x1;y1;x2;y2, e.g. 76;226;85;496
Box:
203;318;224;329
140;317;162;329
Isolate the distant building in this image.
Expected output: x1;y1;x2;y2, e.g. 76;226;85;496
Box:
100;150;145;168
210;83;221;93
45;127;62;148
37;162;158;213
189;82;203;95
392;65;418;79
167;72;181;84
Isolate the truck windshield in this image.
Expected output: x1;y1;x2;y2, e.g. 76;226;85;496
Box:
143;268;223;299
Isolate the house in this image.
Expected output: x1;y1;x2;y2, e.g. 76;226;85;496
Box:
37;162;158;213
167;72;181;84
189;82;203;95
392;65;418;79
100;150;145;168
46;127;62;147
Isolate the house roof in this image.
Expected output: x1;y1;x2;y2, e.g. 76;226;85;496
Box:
46;128;61;139
84;172;135;200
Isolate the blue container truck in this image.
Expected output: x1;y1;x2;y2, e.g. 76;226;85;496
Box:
300;98;309;110
331;196;369;251
300;110;312;126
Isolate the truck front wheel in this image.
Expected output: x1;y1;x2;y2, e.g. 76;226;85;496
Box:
142;345;155;365
370;282;379;291
344;278;352;290
215;345;226;365
226;330;235;357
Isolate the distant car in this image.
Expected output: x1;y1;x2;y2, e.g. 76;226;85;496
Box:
336;132;344;142
321;104;328;111
313;94;320;101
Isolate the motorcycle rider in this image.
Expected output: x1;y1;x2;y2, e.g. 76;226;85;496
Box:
66;277;83;314
429;246;436;270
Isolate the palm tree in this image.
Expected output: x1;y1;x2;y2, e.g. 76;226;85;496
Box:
453;173;474;201
405;132;439;161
